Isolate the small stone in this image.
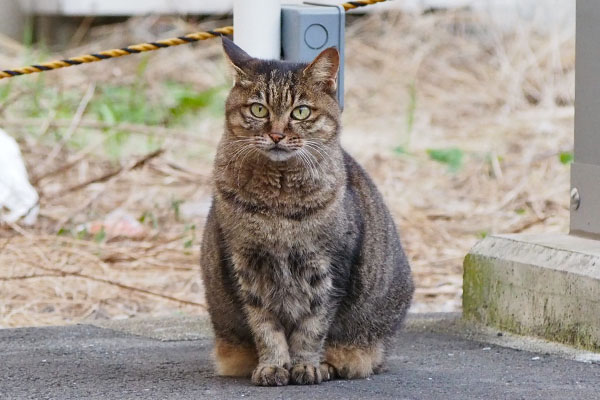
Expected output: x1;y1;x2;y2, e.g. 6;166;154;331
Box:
482;347;491;351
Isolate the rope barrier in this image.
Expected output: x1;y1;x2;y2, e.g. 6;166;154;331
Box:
341;0;388;11
0;0;389;81
0;26;233;80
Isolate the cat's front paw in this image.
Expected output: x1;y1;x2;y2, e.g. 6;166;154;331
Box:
290;363;322;385
251;364;290;386
319;362;337;382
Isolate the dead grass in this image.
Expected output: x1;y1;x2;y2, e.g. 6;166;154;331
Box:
0;9;575;327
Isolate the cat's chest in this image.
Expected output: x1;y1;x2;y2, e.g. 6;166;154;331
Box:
246;217;321;248
233;244;332;323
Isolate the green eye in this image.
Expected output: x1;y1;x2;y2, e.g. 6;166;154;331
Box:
250;103;268;118
291;105;311;120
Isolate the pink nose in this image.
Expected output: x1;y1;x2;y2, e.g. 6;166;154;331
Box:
269;132;285;143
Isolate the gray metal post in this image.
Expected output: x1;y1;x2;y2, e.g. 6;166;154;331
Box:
281;3;345;108
571;0;600;237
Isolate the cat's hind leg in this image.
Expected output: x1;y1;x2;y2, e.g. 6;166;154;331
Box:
322;341;385;380
214;338;258;377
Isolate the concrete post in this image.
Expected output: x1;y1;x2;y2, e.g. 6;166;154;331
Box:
233;0;281;60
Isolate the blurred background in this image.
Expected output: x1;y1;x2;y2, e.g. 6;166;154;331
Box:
0;0;575;327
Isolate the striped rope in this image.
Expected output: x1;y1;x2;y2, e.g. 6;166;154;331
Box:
0;26;233;80
341;0;388;11
0;0;389;81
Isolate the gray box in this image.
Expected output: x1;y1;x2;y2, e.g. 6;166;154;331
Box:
281;3;345;109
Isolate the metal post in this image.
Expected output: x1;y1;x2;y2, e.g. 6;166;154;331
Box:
233;0;281;60
281;3;345;108
571;0;600;237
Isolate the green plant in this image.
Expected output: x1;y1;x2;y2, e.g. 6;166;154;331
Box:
395;82;417;155
164;82;227;122
427;147;464;172
94;227;106;243
171;199;184;221
139;211;159;229
184;224;196;249
559;151;574;165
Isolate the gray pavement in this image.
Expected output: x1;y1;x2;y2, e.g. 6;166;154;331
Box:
1;313;599;400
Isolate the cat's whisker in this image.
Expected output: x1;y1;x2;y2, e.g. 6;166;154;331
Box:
224;143;256;174
298;148;319;181
303;149;320;181
305;148;325;180
303;143;326;161
301;142;327;177
303;141;329;162
222;138;260;148
296;149;314;180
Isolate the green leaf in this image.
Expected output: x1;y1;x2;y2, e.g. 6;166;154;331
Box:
94;227;106;243
98;103;116;125
394;146;408;155
559;151;574;165
77;227;89;240
171;199;183;221
427;148;464;172
165;83;226;120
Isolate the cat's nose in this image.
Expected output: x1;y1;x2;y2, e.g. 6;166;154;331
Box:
268;132;286;143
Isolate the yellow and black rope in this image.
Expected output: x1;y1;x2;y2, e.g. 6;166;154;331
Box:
0;26;233;80
0;0;389;81
341;0;388;11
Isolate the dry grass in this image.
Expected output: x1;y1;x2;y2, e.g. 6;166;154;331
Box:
0;9;575;327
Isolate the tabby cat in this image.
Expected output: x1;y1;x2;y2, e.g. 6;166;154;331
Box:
200;37;414;386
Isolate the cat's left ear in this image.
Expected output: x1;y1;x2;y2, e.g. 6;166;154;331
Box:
303;47;339;92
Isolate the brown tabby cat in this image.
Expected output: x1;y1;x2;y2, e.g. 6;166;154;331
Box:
200;37;414;387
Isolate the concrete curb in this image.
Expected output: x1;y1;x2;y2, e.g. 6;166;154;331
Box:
463;233;600;351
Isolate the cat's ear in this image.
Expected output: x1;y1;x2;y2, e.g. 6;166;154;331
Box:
303;47;339;92
222;37;252;85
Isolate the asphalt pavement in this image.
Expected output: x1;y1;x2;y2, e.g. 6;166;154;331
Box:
1;313;598;399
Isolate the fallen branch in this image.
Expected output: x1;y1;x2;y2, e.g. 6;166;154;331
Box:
28;248;206;309
0;273;63;281
1;117;202;142
45;148;164;199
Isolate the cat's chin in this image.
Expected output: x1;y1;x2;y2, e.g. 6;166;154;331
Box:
263;148;296;162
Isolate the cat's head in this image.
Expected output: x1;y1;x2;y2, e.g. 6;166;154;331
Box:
222;37;340;162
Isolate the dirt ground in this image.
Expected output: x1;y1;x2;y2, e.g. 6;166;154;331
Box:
0;9;574;327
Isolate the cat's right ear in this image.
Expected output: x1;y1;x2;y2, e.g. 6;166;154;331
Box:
222;37;252;85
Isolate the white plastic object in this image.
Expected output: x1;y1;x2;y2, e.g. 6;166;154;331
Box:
0;129;39;225
233;0;281;60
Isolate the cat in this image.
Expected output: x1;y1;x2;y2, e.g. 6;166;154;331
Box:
200;37;414;386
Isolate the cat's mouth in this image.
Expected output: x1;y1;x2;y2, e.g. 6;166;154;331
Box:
263;144;295;161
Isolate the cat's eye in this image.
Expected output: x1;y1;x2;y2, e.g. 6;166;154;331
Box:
250;103;269;118
291;105;311;120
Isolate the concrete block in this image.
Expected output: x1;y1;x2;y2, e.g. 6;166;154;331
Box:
463;233;600;351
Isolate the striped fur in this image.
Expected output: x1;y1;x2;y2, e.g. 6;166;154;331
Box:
200;38;414;386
